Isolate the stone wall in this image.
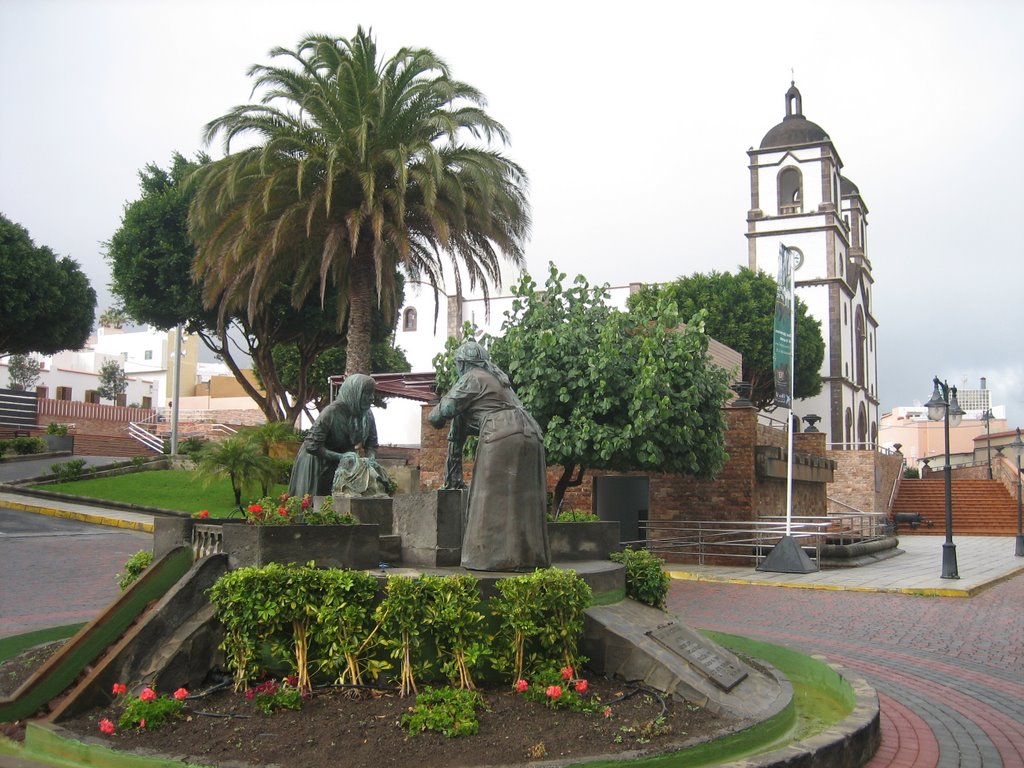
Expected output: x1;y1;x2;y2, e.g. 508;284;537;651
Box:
827;449;904;515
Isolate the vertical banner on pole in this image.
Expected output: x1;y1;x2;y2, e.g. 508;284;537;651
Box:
773;243;793;410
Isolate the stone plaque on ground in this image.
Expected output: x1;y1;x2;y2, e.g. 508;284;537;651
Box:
647;622;749;692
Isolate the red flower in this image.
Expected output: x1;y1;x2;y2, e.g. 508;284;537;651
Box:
197;510;209;519
98;718;115;735
574;679;589;694
139;687;157;702
301;494;312;510
111;682;127;695
277;507;288;516
603;706;613;718
138;718;146;729
285;676;297;688
545;685;562;699
514;679;529;693
247;504;263;514
173;687;189;701
245;688;255;700
560;666;574;681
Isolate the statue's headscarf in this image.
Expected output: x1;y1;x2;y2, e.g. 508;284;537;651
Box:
335;374;375;445
455;340;511;387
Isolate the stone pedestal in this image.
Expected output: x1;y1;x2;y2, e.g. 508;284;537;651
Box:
393;490;466;567
333;496;394;533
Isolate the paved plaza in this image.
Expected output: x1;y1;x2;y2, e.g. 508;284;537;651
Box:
1;474;1022;767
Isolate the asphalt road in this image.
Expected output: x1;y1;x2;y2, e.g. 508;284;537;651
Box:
0;507;151;638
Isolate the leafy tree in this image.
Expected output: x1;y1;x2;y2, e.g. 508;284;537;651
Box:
6;354;42;391
97;359;128;402
0;213;96;356
484;265;731;510
190;28;530;376
628;268;824;411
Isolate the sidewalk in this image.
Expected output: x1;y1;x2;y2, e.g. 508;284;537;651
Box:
0;491;155;532
667;535;1024;597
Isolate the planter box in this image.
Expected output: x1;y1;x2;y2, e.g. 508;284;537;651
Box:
548;521;622;561
221;523;380;570
42;434;74;453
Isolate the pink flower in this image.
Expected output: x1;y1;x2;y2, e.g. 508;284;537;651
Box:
173;687;189;701
279;492;289;503
301;494;312;510
111;682;127;695
139;687;157;702
98;718;116;735
245;688;255;700
514;679;529;693
560;666;574;681
197;510;209;519
574;679;589;694
603;706;613;718
545;685;562;699
285;676;297;688
138;718;146;729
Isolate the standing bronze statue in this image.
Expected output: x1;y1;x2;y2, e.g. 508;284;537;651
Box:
428;340;551;571
289;374;384;498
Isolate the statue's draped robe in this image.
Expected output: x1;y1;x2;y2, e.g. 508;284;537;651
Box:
437;367;550;571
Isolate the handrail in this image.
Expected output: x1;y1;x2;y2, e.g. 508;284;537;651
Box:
887;456;906;514
127;421;163;453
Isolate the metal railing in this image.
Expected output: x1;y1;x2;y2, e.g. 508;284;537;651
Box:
627;512;890;566
127;420;163;453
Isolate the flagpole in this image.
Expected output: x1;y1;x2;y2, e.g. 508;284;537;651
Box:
785;249;795;536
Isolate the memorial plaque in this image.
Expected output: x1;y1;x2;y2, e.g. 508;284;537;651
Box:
647;622;749;692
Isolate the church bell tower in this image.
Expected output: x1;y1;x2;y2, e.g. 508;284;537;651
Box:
746;83;879;450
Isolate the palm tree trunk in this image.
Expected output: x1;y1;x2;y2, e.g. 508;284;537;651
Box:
345;246;375;375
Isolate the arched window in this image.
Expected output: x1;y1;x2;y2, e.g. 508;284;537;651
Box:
854;307;866;387
402;307;417;332
857;403;868;448
845;408;853;449
778;168;803;215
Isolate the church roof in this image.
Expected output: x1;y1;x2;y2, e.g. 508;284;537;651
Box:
840;175;860;195
759;82;830;149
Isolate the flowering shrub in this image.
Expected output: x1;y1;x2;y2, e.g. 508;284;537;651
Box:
515;666;601;713
245;679;303;714
245;492;303;525
193;509;210;519
111;684;188;731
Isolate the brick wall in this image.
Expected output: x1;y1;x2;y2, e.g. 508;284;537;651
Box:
827;448;904;514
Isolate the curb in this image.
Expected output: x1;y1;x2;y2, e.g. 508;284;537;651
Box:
1;500;154;533
665;568;1024;598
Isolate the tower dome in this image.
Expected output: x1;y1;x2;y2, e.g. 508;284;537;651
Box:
759;82;830;149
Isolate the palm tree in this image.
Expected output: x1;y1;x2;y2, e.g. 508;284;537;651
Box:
194;433;277;511
190;28;530;374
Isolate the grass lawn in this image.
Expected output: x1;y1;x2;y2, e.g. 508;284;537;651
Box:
34;469;287;518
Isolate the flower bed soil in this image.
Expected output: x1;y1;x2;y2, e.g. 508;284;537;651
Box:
58;676;736;768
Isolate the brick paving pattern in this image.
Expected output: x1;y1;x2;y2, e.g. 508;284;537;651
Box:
666;575;1024;767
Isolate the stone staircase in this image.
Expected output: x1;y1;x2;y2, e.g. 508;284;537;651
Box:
892;478;1019;536
73;433;157;458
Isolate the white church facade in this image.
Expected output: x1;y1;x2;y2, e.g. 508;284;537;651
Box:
745;83;879;449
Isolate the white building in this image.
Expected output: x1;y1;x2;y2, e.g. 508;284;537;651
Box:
746;83;879;448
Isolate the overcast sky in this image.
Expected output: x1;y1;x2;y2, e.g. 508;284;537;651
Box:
2;0;1021;424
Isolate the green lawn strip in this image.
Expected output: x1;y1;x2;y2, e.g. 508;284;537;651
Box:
32;470;286;517
0;624;84;664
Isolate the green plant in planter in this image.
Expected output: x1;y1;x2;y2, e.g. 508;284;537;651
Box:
10;436;46;455
421;575;488;690
316;569;386;686
117;550;154;590
50;458;87;482
611;547;670;609
0;440;7;459
548;508;600;522
46;422;70;436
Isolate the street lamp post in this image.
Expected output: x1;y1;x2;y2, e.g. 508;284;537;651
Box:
925;376;964;579
981;408;994;479
1011;428;1023;558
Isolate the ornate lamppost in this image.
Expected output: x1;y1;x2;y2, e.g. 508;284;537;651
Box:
981;408;995;479
1011;428;1023;557
925;376;964;579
